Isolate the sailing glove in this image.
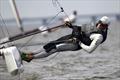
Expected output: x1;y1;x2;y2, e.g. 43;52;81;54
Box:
64;21;72;28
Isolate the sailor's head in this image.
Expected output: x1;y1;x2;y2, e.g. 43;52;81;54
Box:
96;16;110;30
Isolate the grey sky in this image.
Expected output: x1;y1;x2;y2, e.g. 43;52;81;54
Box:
0;0;120;19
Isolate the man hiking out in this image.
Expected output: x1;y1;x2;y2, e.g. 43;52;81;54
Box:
19;16;110;62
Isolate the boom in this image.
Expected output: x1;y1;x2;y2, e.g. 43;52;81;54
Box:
0;23;64;45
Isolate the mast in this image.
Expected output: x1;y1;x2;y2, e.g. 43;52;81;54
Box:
9;0;24;32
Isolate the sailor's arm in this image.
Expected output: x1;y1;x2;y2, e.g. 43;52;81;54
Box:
80;34;103;53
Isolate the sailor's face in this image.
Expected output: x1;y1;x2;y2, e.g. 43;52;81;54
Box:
97;23;103;30
96;21;108;30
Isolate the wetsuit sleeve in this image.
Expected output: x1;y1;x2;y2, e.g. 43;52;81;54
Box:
80;34;103;53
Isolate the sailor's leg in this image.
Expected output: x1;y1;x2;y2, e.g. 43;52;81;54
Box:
33;43;80;59
21;42;80;62
56;43;81;51
33;48;57;59
21;42;57;62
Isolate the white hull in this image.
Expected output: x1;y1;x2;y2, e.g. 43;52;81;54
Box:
0;46;23;76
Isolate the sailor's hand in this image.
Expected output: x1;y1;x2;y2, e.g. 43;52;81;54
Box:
64;21;72;28
72;38;79;43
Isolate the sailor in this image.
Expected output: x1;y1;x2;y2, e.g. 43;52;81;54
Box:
20;16;110;62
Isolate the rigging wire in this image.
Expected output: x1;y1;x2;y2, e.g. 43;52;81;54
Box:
0;13;15;48
52;0;64;12
0;14;10;37
19;7;63;50
52;0;71;23
19;0;70;50
19;35;35;50
0;0;5;37
0;17;6;37
45;10;63;26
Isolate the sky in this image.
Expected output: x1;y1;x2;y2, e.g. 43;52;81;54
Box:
0;0;120;19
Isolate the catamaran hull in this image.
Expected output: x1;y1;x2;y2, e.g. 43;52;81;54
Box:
0;46;23;76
